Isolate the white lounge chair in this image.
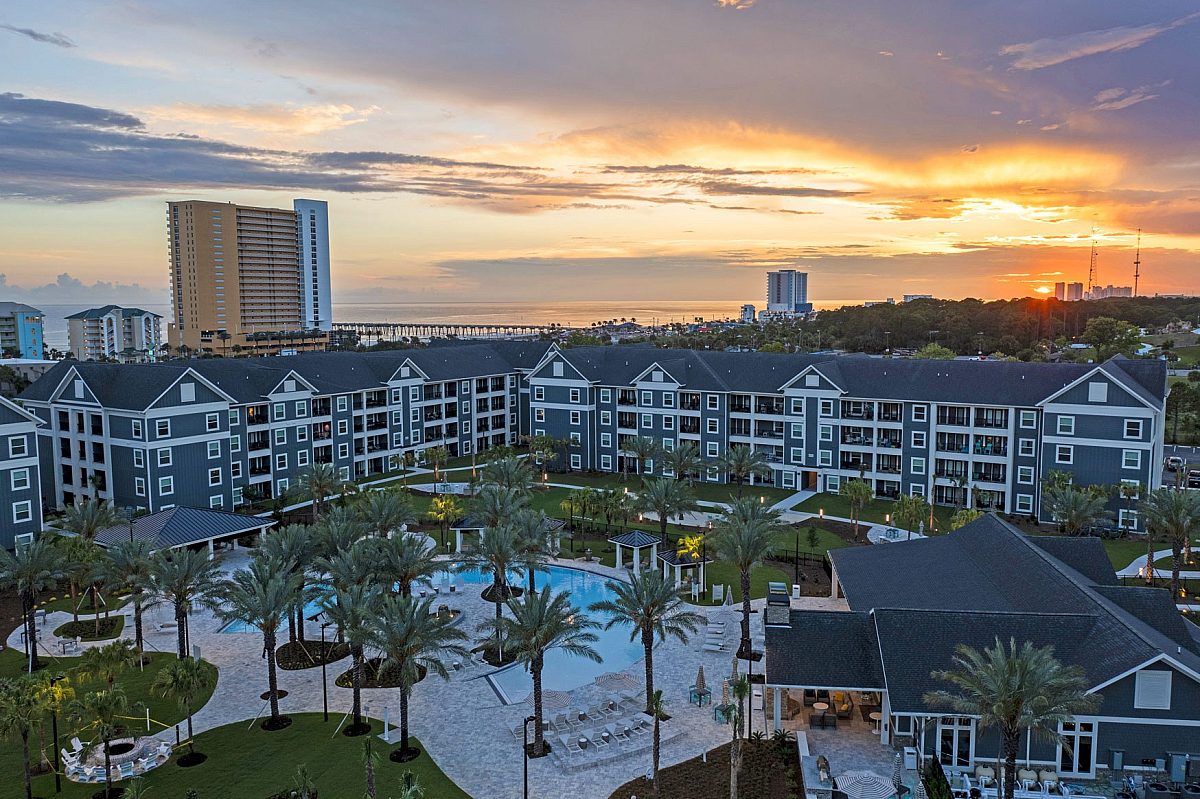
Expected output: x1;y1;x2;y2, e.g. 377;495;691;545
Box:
560;734;584;757
118;761;136;780
156;741;173;759
70;737;84;753
703;640;726;652
605;722;630;743
589;729;609;748
455;576;467;593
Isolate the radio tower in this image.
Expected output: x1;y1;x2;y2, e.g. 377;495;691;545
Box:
1087;228;1098;298
1133;228;1142;297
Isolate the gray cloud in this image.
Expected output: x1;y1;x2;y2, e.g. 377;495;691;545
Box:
0;272;165;305
697;180;861;198
1000;12;1199;70
1;23;75;48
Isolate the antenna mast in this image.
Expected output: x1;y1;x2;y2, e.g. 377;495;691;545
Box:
1133;228;1142;297
1087;228;1098;297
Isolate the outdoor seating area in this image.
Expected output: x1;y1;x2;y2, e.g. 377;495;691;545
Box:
64;736;173;783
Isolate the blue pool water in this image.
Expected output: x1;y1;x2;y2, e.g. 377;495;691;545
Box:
218;566;642;701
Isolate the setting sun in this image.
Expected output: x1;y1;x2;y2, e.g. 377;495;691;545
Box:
1034;286;1053;294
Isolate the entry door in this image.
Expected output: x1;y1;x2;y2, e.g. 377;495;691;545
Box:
1058;721;1096;777
938;717;974;769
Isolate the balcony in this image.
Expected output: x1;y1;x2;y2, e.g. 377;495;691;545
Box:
841;455;873;472
729;420;752;437
617;413;638;429
754;423;784;439
841;402;874;420
312;423;331;441
974;410;1009;429
490;377;505;392
680;419;701;434
247;405;269;426
973;436;1008;457
729;397;752;414
841;427;872;446
422;388;444;402
365;392;387;409
876;434;901;449
936;407;971;426
878;404;902;422
617;391;637;406
936;434;970;454
755;399;784;415
973;467;1007;484
680;394;701;411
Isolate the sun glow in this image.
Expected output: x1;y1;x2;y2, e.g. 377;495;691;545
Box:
1035;286;1053;294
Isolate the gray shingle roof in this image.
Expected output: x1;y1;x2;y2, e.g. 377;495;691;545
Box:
64;305;162;320
1027;536;1119;587
765;610;884;690
93;507;274;550
608;530;661;548
0;302;42;315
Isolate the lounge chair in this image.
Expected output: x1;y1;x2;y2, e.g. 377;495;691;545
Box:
560;734;584;757
86;766;106;782
507;718;524;738
118;761;136;780
65;762;86;780
455;576;466;593
584;704;603;721
1018;769;1039;791
1039;771;1059;793
702;640;726;652
589;729;609;748
605;722;630;743
156;741;173;759
552;713;570;732
70;737;84;753
135;755;155;772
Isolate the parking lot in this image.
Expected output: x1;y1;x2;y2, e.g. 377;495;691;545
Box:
1164;444;1200;487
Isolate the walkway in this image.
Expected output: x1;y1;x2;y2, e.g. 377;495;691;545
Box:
1115;548;1200;579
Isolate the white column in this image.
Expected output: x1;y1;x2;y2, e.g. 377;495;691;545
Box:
615;543;623;570
773;688;782;732
259;526;267;543
830;563;839;599
632;547;640;575
207;539;215;560
455;530;463;553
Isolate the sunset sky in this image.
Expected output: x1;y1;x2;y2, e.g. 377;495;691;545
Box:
2;0;1198;307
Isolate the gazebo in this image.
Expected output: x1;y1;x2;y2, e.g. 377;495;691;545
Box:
450;515;566;553
609;530;660;574
657;547;712;593
93;506;275;559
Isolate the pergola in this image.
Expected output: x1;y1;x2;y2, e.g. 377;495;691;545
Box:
93;506;276;559
450;515;566;553
656;547;712;592
609;530;660;574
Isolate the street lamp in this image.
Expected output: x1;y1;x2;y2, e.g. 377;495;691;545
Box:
319;620;333;722
50;674;64;793
522;714;537;799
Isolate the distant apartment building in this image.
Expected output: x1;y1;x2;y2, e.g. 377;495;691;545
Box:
1089;285;1134;300
166;199;332;356
67;305;162;362
0;396;43;548
0;303;45;359
902;294;933;303
740;304;756;323
766;270;812;315
1067;282;1084;301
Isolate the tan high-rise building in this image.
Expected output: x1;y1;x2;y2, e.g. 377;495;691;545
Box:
166;200;330;355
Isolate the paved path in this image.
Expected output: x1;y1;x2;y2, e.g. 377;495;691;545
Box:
1115;547;1200;579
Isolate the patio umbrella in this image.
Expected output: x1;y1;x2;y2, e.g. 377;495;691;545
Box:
731;654;739;680
914;781;928;799
525;689;571;710
837;771;899;799
892;753;904;791
723;585;733;606
596;670;640;692
695;665;707;695
721;678;730;707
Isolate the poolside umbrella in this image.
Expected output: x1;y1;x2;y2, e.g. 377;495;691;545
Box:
525;689;571;710
721;678;730;707
836;771;898;799
914;781;928;799
695;665;707;695
892;753;906;796
731;654;739;680
723;585;733;606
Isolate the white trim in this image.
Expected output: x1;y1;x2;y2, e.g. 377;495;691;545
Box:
1043;435;1153;450
1086;654;1200;694
1038;366;1157;411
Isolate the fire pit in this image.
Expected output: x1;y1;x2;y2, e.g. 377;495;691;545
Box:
106;742;135;757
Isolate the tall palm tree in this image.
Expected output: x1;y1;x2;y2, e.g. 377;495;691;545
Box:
839;478;874;541
510;509;554;592
208;555;302;730
1041;481;1112;536
373;534;439;597
259;523;315;643
717;445;772;498
892;493;929;534
1139;488;1200;600
479;456;535;494
624;436;661;479
78;640;139;689
427;495;463;552
152;657;215;761
471;484;527;529
357;489;417;539
370;595;472;760
728;676;751;799
0;675;45;799
147;548;221;659
500;588;600;756
712;499;783;659
321;582;381;734
422;445;451;490
69;686;129;799
52;534;96;624
60;497;123;541
590;570;704;714
663;441;704;483
649;689;665;799
0;537;64;672
459;525;523;661
637;478;700;546
925;638;1098;799
102;538;156;654
314;504;370;559
298;463;348;522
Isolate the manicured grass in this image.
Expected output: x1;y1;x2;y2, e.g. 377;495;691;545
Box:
544;471;796;505
36;591;132;617
792;492;955;531
1103;538;1152;569
53;616;124;641
1172;344;1200;367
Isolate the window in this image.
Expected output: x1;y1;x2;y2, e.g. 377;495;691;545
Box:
337;420;349;435
155;419;170;438
461;380;470;394
274;428;287;446
1017;466;1034;484
818;450;832;467
393;411;403;426
791;423;803;439
825;474;839;490
228;410;239;426
1124;419;1143;439
393;433;403;448
208;468;222;486
391;388;402;404
912;431;928;449
338;467;350;482
641;414;652;428
231;462;242;479
157;448;172;467
297;426;308;442
1056;445;1073;464
790;447;802;464
276;453;288;470
1019;410;1036;429
804;374;820;387
707;395;719;410
462;401;469;415
73;379;85;399
12;500;32;524
295;401;307;417
134;477;146;497
208;440;221;459
180;383;195;403
410;409;420;423
663;416;674;430
534;387;545;401
338;443;350;459
570;411;581;425
1134;670;1172;710
133;449;145;468
10;468;29;491
1019;439;1035;457
600;433;612;447
600;455;612;470
1120;479;1140;499
158;476;174;495
7;435;27;458
1119;508;1139;530
552;362;564;377
1057;416;1075;436
1087;382;1109;403
600;388;611;403
462;421;472;434
337;396;349;412
132;420;143;439
790;398;803;415
911;457;926;475
641;391;652;405
535;408;545;422
570;453;582;469
819;425;832;442
819;400;833;417
707;442;719;457
707;418;719;434
1016;494;1033;514
600;411;611;425
277;479;289;495
569;432;581;444
233;487;244;506
206;413;220;432
210;495;224;509
273;403;286;420
912;405;927;422
663;393;675;408
1122;449;1141;470
408;387;419;402
297;450;310;467
570;388;581;403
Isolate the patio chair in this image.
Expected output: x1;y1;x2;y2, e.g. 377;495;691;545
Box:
584;704;603;721
803;689;817;706
507;718;524;738
135;755;156;772
975;766;996;788
455;576;467;593
118;761;136;780
589;729;610;748
156;741;173;759
86;766;106;782
66;761;86;780
552;713;569;732
605;722;630;743
627;719;649;738
1039;771;1059;793
560;734;584;757
70;736;84;753
807;713;825;729
702;640;727;652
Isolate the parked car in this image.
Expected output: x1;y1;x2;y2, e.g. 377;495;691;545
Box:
1188;470;1200;489
1166;455;1186;472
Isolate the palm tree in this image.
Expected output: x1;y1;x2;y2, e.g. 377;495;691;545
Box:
892;493;929;535
712;499;783;659
147;548;221;658
422;445;451;490
839;478;874;541
321;582;381;734
78;640;139;689
52;534;95;624
298;463;348;522
69;686;129;799
102;538;156;654
479;456;535;494
427;495;463;552
373;534;439;597
471;484;527;529
1139;488;1200;600
152;657;215;761
259;523;315;643
649;689;665;799
500;588;600;756
949;508;984;530
1118;481;1143;535
637;478;700;546
510;509;555;592
459;525;523;661
925;638;1098;799
357;489;417;539
663;441;703;483
523;433;561;474
60;497;123;541
728;675;751;799
1042;481;1112;536
0;675;45;799
370;595;472;760
0;537;64;672
208;555;302;730
590;570;704;714
624;435;661;479
314;505;370;558
717;445;772;498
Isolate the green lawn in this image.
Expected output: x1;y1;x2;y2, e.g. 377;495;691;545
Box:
792;492;955;531
1102;538;1151;569
1172;344;1200;367
36;591;132;617
543;471;796;505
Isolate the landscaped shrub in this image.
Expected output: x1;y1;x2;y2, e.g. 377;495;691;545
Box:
923;758;953;799
53;616;124;641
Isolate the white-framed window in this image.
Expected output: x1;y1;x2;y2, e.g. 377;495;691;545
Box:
273;402;286;420
461;441;472;455
535;408;545;422
826;474;840;491
131;420;143;439
410;409;419;423
600;410;611;425
1056;445;1073;464
707;442;719;457
707;395;719;410
1088;382;1109;403
274;428;287;445
804;374;820;388
1017;465;1034;484
641;413;652;428
277;478;289;495
818;450;832;467
1120;478;1141;499
1119;508;1139;530
392;433;403;448
707;418;719;434
1016;494;1033;514
10;468;30;491
133;449;145;468
1019;439;1035;457
663;393;675;408
208;440;220;459
570;388;580;403
297;426;308;442
570;410;581;425
230;435;241;453
911;457;926;475
229;409;239;426
1124;419;1143;439
462;401;470;415
570;453;582;469
644;458;654;473
408;387;419;402
912;405;927;422
600;388;611;403
790;398;803;415
206;413;220;432
210;495;224;509
641;390;653;405
662;438;674;452
12;500;32;524
208;467;221;486
600;433;612;447
1019;410;1036;429
1057;415;1075;436
782;471;795;488
391;388;402;404
231;461;242;479
337;420;349;435
911;431;926;449
233;486;244;505
462;421;472;434
790;447;802;464
910;484;925;497
157;448;172;467
534;386;545;401
134;477;146;497
1134;670;1172;710
461;380;471;394
179;383;195;403
338;466;351;482
155;419;170;438
601;454;612;470
790;423;803;439
297;450;310;467
1122;449;1141;470
276;453;288;470
569;432;581;444
819;425;832;442
552;362;564;377
295;401;307;417
158;476;174;496
337;396;349;412
663;416;674;430
338;443;350;459
392;411;403;426
819;399;833;417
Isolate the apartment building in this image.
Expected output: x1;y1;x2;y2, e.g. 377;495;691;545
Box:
0;302;45;359
166;199;332;356
0;396;44;549
66;305;162;362
19;342;545;515
523;346;1166;529
765;269;812;315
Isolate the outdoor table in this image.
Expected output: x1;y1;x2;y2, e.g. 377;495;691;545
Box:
578;736;588;749
869;711;882;734
713;703;734;723
689;686;712;706
813;702;829;713
623;726;633;737
577;710;588;722
601;731;612;743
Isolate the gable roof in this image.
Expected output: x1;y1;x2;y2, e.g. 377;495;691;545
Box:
64;305;162;320
608;529;660;548
93;507;274;550
765;610;884;690
0;396;43;426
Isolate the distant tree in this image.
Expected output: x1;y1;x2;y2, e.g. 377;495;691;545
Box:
1080;316;1140;360
839;478;874;541
1041;480;1111;535
949;508;984;530
717;445;772;498
892;493;930;534
912;343;957;360
757;341;785;353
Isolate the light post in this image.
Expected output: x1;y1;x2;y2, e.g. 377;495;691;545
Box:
319;621;333;722
794;526;800;585
523;714;537;799
50;674;64;793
